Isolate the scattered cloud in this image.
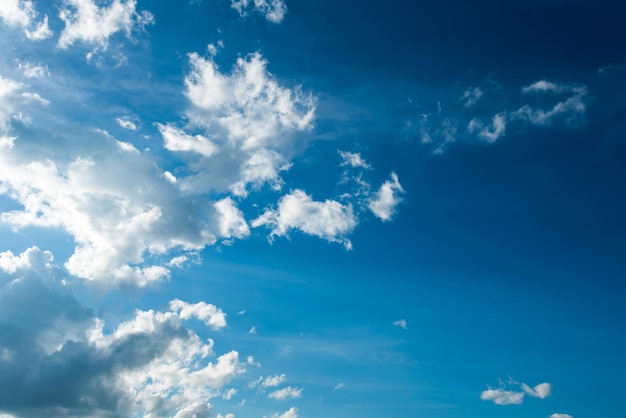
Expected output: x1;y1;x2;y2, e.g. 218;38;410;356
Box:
263;374;286;387
267;407;299;418
214;197;250;240
116;116;137;130
480;388;525;405
339;150;372;169
230;0;287;23
521;382;551;398
368;172;404;222
393;319;407;330
549;414;573;418
333;383;345;391
252;189;357;249
0;0;52;40
460;86;483;107
468;113;506;143
514;81;587;127
267;386;302;400
17;61;49;79
169;298;227;330
58;0;155;51
481;379;552;406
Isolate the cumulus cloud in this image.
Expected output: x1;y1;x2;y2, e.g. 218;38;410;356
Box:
169;299;227;330
0;0;52;40
0;247;245;417
230;0;287;23
213;197;250;240
160;50;314;197
267;386;302;400
17;61;49;79
252;190;357;249
368;172;404;222
0;130;220;287
480;388;525;405
0;75;48;148
58;0;154;50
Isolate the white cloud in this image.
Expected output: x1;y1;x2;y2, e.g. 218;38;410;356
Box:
368;172;404;222
169;299;227;330
158;123;218;157
338;150;371;169
333;383;345;391
480;388;524;405
17;61;49;79
230;0;287;23
252;189;357;249
216;414;236;418
0;76;23;146
460;86;483;107
514;81;587;126
222;388;237;400
521;382;551;399
213;197;250;240
249;326;256;334
468;113;506;143
393;319;407;330
0;131;219;287
58;0;154;50
116;116;137;130
267;386;302;400
263;374;286;387
0;0;52;40
549;414;573;418
0;249;245;417
268;407;298;418
230;149;292;197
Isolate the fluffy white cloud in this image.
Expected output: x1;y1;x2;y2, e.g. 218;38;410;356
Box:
170;299;227;330
216;414;236;418
158;123;218;157
368;172;404;222
214;197;250;240
0;248;245;417
0;75;49;148
521;382;551;398
230;0;287;23
514;81;587;126
0;131;220;287
252;190;357;249
58;0;154;50
116;116;137;130
17;61;49;79
480;388;524;405
267;386;302;400
263;374;287;387
549;414;573;418
0;0;52;40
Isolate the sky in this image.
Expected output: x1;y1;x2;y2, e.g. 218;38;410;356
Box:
0;1;625;417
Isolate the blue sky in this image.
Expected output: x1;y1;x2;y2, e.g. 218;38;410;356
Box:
0;1;625;417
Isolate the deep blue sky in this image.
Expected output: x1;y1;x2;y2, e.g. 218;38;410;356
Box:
0;1;625;418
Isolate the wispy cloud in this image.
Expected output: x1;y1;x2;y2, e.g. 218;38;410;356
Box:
268;386;302;400
231;0;287;23
0;0;52;40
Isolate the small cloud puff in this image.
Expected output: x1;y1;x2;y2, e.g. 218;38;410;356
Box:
393;319;407;330
368;172;404;222
0;0;52;40
267;386;302;400
231;0;287;23
481;379;552;406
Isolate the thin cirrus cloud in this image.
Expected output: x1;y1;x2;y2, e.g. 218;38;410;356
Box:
0;247;246;417
408;79;589;154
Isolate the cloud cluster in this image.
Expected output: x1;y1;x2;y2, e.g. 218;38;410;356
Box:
408;79;589;153
0;247;245;418
480;379;552;406
0;0;52;40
